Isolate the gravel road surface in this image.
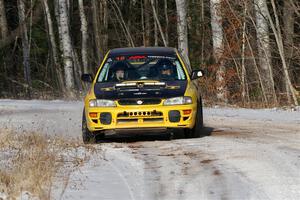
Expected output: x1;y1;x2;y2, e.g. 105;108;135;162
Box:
0;100;299;200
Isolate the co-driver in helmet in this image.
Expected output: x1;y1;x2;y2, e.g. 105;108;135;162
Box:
157;59;175;80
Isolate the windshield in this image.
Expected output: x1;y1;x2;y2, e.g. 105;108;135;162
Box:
97;55;187;82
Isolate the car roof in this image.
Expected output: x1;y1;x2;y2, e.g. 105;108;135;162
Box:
109;47;177;57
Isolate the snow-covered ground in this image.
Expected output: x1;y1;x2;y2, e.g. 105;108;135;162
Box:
0;100;299;200
0;99;83;137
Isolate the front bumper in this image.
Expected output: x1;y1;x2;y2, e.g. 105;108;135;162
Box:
85;104;197;133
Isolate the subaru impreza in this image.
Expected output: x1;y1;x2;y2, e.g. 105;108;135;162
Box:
81;47;204;143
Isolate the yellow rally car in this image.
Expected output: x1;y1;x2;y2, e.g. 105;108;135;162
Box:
81;47;204;143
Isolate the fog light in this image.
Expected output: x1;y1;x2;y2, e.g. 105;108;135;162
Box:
89;112;97;118
183;109;192;115
100;112;112;125
168;110;181;123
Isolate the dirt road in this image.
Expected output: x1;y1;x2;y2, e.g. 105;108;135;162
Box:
0;100;299;200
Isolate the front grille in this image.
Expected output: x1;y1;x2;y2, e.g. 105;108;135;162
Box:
117;111;163;118
116;110;164;124
118;98;161;105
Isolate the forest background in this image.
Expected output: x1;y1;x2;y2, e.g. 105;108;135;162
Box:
0;0;299;107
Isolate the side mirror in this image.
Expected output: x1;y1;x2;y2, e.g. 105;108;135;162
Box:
81;74;93;83
191;70;204;80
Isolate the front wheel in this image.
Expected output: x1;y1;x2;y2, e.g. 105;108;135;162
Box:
185;100;204;138
82;110;95;144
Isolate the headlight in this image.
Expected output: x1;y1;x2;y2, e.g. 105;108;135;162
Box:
89;99;116;107
163;96;192;106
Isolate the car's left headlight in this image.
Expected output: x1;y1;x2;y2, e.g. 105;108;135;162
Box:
89;99;116;107
163;96;192;106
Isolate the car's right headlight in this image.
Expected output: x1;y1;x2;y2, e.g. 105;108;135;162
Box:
163;96;192;106
89;99;116;107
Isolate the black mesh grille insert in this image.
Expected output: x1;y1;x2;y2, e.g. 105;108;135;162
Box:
118;98;161;105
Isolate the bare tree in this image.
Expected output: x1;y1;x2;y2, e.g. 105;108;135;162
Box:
175;0;189;64
254;0;277;105
0;0;8;39
53;0;61;52
141;0;145;45
154;0;158;46
144;0;151;46
210;0;227;103
58;0;75;96
266;0;298;106
164;0;169;46
283;0;295;104
42;0;64;92
78;0;89;73
150;0;167;46
92;0;109;64
200;0;205;66
18;0;31;98
91;0;101;63
110;0;135;47
102;0;108;54
241;4;249;105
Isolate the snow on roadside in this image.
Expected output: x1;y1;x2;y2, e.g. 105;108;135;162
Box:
1;100;300;200
0;100;83;137
205;106;300;124
0;129;97;200
0;99;82;111
52;144;146;200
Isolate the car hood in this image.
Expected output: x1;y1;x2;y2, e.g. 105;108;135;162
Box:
94;81;187;100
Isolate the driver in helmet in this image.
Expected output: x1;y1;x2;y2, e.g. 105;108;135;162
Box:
111;62;127;82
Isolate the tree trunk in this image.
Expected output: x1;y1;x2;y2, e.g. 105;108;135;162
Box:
175;0;189;64
200;0;205;66
154;0;158;46
283;0;295;104
92;0;101;63
254;0;277;105
150;0;167;47
111;0;134;47
72;49;83;91
210;0;227;103
58;0;75;97
78;0;89;73
55;0;63;52
164;0;169;46
42;0;65;93
241;5;249;105
267;0;298;106
127;0;133;47
102;0;108;54
141;0;145;46
144;0;151;46
0;0;8;39
0;0;9;94
18;0;32;98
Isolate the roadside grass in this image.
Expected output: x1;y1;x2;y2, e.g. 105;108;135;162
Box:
0;129;97;200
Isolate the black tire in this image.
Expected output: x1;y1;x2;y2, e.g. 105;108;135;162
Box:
184;128;193;138
82;110;96;144
185;100;204;138
168;130;174;140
